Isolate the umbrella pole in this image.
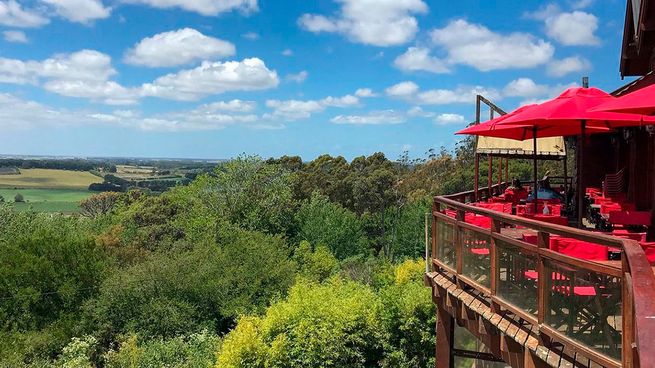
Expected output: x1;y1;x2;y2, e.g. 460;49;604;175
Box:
533;127;538;214
577;121;586;228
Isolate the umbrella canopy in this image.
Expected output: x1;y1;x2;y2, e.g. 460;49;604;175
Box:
456;104;612;141
499;87;655;129
590;83;655;115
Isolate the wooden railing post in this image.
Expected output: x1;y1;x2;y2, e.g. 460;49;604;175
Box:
490;219;501;298
432;201;438;272
622;257;634;368
455;209;465;274
537;231;550;325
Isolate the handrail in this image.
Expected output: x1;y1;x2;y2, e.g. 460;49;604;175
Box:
431;188;655;367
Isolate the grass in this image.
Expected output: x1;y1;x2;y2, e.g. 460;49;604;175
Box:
0;169;101;189
0;188;94;213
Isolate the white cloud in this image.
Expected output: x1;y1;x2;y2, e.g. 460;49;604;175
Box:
141;58;279;101
503;78;549;98
386;81;501;105
0;49;138;104
570;0;593;10
331;110;406;125
355;88;376;97
41;0;111;23
298;0;428;46
282;48;293;56
125;28;235;68
547;56;591;77
320;94;359;107
242;31;259;40
0;1;48;28
121;0;258;16
385;81;419;97
195;99;257;113
3;30;27;43
545;11;599;46
407;106;435;118
394;46;449;73
430;19;554;71
434;113;465;125
286;70;308;83
266;93;359;120
265;99;324;120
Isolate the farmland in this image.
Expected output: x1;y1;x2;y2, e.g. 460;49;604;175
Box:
0;168;101;189
0;188;93;213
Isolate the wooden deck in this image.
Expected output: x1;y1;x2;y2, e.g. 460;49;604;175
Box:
427;186;655;368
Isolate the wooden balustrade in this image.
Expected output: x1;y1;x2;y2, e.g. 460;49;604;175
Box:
428;187;655;367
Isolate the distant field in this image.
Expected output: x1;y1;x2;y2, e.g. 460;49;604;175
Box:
0;188;93;213
0;169;101;189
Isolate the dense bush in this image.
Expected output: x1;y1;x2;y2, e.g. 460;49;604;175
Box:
294;194;368;259
82;227;295;342
216;278;385;368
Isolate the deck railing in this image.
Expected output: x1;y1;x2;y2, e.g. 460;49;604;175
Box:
429;188;655;367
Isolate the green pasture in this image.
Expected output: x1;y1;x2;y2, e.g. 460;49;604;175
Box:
0;188;94;213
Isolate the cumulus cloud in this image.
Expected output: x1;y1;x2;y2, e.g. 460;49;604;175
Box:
0;1;49;28
3;30;27;43
41;0;111;23
265;93;359;120
385;81;419;98
545;11;599;46
355;88;376;97
331;110;406;125
242;31;259;40
125;28;235;68
407;106;435;118
195;99;257;113
394;46;449;73
430;19;554;71
282;49;293;56
298;0;428;46
141;58;279;101
547;56;591;77
527;5;600;46
121;0;258;16
286;70;308;83
0;49;139;104
503;78;549;98
434;113;465;125
386;80;501;105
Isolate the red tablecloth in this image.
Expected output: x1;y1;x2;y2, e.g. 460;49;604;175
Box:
520;213;568;226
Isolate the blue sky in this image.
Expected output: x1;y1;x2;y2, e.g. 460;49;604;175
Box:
0;0;632;160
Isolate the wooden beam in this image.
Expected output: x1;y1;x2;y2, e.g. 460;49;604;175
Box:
435;295;455;368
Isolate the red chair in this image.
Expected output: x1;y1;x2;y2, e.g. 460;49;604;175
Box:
640;242;655;264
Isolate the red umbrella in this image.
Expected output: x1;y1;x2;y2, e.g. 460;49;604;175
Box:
496;87;655;226
590;83;655;115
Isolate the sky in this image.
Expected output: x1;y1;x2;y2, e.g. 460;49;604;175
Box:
0;0;634;160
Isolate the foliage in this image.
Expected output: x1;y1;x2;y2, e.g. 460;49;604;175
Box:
294;193;368;259
14;193;24;202
103;331;220;368
79;192;122;218
292;241;340;283
216;278;385;368
55;336;96;368
82;227;295;341
180;155;297;236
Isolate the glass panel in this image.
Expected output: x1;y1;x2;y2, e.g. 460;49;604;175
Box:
496;239;538;315
544;260;622;360
437;220;456;269
461;227;491;288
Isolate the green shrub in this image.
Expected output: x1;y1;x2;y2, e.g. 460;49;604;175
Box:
216;279;385;368
292;241;339;283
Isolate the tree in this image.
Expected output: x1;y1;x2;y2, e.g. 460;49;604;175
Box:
79;192;122;218
178;155;297;236
14;193;24;203
295;194;368;259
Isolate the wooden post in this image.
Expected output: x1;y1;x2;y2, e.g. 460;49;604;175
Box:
432;202;438;271
474;154;480;202
537;231;550;324
498;156;503;187
505;158;509;185
436;298;455;368
488;155;493;196
533;129;539;214
577;121;586;228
